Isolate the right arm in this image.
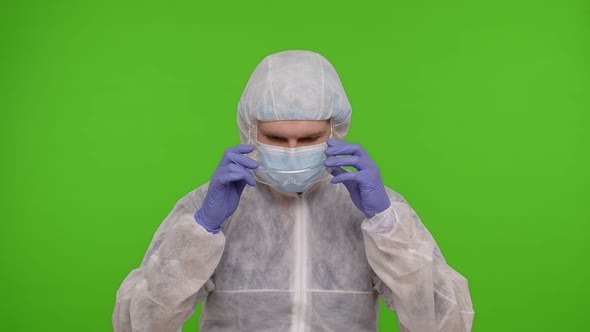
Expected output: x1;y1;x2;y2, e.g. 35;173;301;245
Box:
112;191;226;332
113;144;258;332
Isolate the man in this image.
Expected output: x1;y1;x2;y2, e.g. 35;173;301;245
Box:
113;50;474;331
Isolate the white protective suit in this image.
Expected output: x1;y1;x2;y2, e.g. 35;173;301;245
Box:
113;50;474;332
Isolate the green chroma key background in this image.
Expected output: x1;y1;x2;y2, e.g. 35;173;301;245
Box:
1;0;588;331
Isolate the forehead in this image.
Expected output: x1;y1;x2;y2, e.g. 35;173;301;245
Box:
257;120;330;136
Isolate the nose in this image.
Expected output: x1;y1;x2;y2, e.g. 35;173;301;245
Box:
288;139;298;148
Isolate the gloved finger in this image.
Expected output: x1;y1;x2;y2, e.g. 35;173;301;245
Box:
226;144;256;154
227;163;256;186
221;145;258;169
331;170;358;184
329;166;348;177
218;171;251;185
324;156;360;168
326;138;346;146
226;153;259;169
236;179;248;196
325;139;365;157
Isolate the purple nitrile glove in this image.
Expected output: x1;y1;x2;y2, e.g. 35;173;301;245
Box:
323;139;391;218
195;144;258;233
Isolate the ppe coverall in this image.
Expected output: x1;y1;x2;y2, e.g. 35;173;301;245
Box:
113;50;474;332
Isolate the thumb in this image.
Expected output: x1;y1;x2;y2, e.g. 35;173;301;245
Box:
235;179;248;196
328;166;358;195
329;166;348;177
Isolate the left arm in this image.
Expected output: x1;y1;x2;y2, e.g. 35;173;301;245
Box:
362;193;474;332
324;139;474;331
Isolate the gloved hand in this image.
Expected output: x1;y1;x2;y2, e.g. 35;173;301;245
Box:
195;144;258;233
324;139;391;218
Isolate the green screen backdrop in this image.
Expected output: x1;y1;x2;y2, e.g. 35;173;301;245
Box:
1;0;588;331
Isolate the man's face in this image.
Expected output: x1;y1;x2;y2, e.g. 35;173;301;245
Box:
257;120;331;148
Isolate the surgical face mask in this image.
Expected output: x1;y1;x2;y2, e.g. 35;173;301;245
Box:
253;141;332;193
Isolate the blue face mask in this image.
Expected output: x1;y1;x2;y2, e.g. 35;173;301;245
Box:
254;141;331;193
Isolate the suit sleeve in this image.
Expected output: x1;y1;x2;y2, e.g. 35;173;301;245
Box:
112;186;226;332
361;189;474;332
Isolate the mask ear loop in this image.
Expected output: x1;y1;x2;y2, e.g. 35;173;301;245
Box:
324;120;336;175
248;122;259;156
330;121;334;139
247;122;261;181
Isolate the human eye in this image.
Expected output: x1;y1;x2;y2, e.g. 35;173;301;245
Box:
300;136;320;143
267;135;286;142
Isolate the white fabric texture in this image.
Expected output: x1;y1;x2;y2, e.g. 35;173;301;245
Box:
113;50;474;331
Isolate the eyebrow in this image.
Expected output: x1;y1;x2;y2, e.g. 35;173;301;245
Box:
263;130;327;139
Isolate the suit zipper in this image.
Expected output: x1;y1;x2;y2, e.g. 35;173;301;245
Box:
292;195;308;332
